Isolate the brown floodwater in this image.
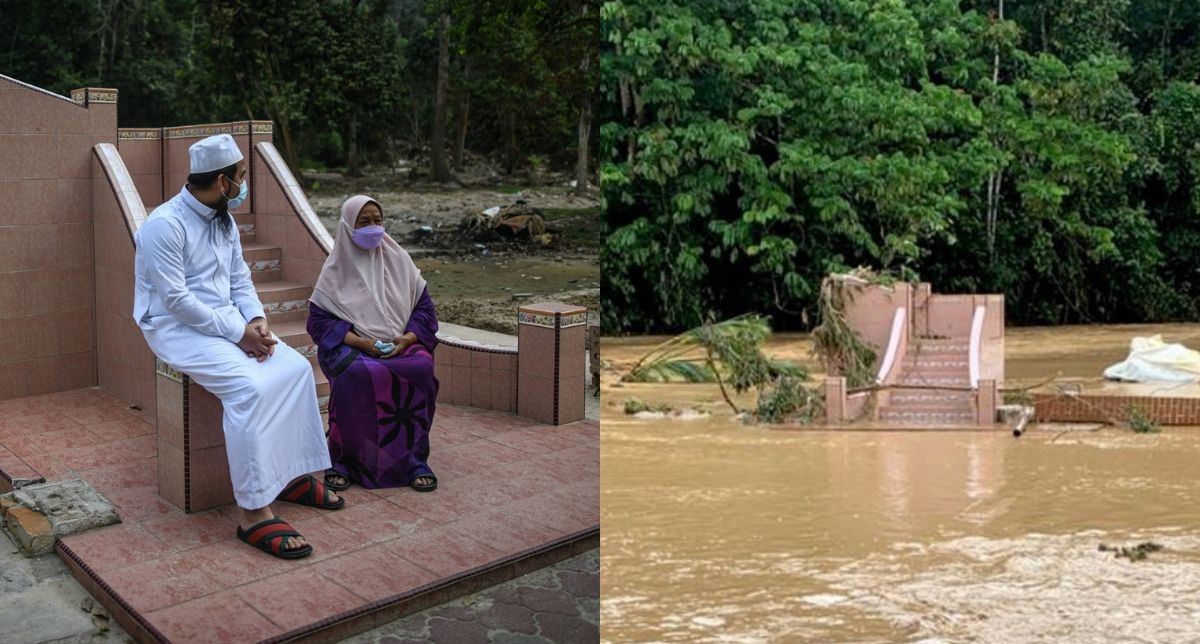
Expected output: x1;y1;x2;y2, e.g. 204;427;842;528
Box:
601;324;1200;643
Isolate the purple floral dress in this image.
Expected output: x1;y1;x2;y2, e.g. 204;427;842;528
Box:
306;288;438;488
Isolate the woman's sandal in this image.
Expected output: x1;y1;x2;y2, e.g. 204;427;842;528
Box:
411;474;437;492
236;518;312;559
323;469;351;491
277;474;345;510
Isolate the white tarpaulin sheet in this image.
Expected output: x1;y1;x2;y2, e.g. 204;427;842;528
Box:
1103;335;1200;383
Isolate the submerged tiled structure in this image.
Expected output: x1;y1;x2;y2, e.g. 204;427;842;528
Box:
0;74;597;642
823;278;1005;427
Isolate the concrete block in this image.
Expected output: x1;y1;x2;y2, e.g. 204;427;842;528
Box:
0;495;18;517
2;479;119;555
5;506;53;555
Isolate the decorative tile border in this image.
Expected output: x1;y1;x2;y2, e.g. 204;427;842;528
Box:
248;259;280;272
518;311;557;329
155;358;183;383
163;123;250;139
317;395;329;413
238;224;255;235
118;129;162;140
252;122;273;134
298;344;318;359
70;88;118;105
560;312;587;328
517;310;587;329
262;299;308;315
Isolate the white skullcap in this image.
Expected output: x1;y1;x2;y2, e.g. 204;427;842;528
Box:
188;134;244;174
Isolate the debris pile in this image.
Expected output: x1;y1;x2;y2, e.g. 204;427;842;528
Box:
460;200;547;239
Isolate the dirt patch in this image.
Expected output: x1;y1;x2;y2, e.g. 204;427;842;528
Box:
308;169;599;335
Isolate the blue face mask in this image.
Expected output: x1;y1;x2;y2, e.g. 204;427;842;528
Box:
224;177;248;210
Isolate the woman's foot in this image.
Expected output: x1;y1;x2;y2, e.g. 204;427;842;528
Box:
324;470;350;491
412;474;437;492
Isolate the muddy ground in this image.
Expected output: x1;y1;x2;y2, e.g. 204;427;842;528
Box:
305;166;599;335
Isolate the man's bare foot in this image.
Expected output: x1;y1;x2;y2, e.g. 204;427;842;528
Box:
241;506;306;551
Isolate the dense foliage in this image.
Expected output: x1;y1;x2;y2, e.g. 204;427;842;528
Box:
0;0;598;177
601;0;1200;332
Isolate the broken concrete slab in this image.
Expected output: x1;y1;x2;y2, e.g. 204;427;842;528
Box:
5;507;53;556
1;480;119;556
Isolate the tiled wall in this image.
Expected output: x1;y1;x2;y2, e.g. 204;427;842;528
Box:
160;123;262;217
116;130;163;208
92;144;157;418
1032;393;1200;426
434;341;518;412
0;77;117;399
840;280;912;358
252;141;332;288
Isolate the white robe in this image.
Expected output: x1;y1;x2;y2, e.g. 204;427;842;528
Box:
133;187;330;509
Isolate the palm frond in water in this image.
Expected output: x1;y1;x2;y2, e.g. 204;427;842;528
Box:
624;358;716;383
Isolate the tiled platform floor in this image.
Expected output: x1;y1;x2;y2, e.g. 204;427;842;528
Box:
0;387;598;643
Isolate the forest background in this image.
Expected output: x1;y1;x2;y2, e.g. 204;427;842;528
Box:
1;0;598;188
601;0;1200;334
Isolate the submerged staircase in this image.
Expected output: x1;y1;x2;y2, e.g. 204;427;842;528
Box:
879;338;974;425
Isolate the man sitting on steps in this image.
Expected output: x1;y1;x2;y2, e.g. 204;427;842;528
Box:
133;134;343;559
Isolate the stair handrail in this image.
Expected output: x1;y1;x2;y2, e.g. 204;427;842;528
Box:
968;304;986;389
93;143;148;237
876;306;907;384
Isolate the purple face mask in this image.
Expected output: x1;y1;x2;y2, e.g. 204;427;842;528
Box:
351;225;386;250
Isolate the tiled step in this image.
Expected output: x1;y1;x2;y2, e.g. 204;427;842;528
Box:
902;358;968;370
879;409;975;425
889;392;974;405
897;374;969;383
255;280;312;322
912;340;968;354
902;367;968;378
242;242;281;283
234;213;256;244
881;403;972;414
272;319;318;371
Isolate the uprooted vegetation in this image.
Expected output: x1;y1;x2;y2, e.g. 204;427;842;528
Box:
622;314;822;423
810;269;883;389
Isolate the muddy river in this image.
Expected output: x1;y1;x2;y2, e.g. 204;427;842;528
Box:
601;324;1200;643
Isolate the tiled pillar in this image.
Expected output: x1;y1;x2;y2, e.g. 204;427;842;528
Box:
517;303;587;425
825;377;846;423
155;360;234;513
70;87;118;139
249;120;273;214
977;379;997;426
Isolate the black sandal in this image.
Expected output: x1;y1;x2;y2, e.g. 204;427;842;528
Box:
323;469;351;491
236;518;312;559
277;474;345;510
411;474;437;492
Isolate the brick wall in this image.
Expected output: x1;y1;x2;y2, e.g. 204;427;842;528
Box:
1032;393;1200;425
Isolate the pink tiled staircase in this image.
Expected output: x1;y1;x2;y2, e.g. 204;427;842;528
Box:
881;338;975;425
236;216;330;419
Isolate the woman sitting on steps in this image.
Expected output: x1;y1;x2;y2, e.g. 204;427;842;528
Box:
307;195;440;493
